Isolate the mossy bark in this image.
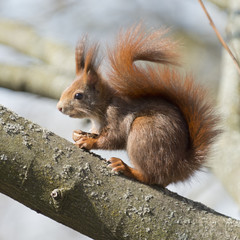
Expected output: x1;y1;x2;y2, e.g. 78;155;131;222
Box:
0;105;240;240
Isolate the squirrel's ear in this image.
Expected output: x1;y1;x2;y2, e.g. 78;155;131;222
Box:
83;43;100;87
86;69;99;87
75;37;100;77
75;36;87;75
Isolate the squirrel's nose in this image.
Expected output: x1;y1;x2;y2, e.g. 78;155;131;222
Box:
57;101;63;112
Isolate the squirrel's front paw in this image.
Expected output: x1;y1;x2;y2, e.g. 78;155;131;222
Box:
73;130;98;142
72;130;88;142
75;136;97;150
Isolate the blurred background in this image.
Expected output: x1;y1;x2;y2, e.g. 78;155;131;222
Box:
0;0;239;239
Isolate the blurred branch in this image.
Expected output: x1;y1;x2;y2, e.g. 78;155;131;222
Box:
0;64;72;99
42;0;77;17
199;0;240;75
1;105;240;240
207;0;229;9
0;19;74;72
213;0;240;207
0;18;76;98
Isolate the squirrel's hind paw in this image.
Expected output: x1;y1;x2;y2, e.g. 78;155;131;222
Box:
107;157;148;184
108;157;131;173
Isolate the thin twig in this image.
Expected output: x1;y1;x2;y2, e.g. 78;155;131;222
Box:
198;0;240;75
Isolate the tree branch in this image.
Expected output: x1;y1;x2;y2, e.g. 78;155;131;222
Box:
0;64;72;99
0;19;76;99
0;18;74;72
212;0;240;207
0;105;239;240
207;0;229;9
198;0;240;75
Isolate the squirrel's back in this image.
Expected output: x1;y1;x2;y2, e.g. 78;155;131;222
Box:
106;24;220;177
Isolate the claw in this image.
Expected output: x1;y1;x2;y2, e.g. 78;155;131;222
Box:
75;137;96;150
72;130;87;142
73;130;98;142
107;157;148;184
107;157;131;174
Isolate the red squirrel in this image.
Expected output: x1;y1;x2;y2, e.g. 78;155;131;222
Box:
57;25;220;187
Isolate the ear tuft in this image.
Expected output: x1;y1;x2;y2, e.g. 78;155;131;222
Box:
75;37;100;76
84;44;100;73
75;36;88;75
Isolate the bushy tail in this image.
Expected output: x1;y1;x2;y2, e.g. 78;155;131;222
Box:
107;24;220;166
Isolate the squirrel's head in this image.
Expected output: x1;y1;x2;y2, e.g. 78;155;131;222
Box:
57;37;108;119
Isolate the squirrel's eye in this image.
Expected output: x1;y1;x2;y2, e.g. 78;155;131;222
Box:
74;93;83;100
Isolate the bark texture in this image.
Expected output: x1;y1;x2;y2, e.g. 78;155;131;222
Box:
0;105;240;240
